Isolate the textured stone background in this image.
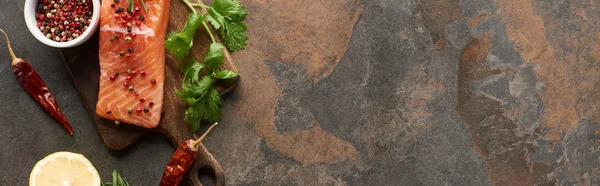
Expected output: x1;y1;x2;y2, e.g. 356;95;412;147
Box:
2;0;600;185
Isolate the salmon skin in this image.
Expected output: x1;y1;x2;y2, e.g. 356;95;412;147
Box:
96;0;170;128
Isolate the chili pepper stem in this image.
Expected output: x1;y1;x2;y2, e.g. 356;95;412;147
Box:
190;122;218;151
0;29;22;65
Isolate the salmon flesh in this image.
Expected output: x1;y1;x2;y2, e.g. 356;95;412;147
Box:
96;0;170;128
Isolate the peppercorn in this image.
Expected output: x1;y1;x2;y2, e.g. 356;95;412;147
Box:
114;72;120;77
110;37;115;42
139;16;144;20
134;92;140;96
128;85;134;91
136;108;142;113
125;36;132;42
139;98;146;103
106;109;112;114
111;4;115;8
113;0;120;3
126;69;132;74
119;51;125;56
128;48;134;53
124;82;130;87
151;79;156;85
36;0;93;42
115;35;120;39
149;102;154;107
109;75;116;81
114;120;120;125
140;71;146;77
115;7;124;13
127;108;133;114
127;26;132;33
126;75;132;81
143;108;149;113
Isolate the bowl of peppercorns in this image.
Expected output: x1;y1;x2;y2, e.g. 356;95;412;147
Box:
24;0;100;48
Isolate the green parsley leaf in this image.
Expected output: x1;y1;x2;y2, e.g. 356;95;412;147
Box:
212;69;239;79
176;58;205;99
206;0;249;51
184;79;221;132
196;76;217;99
204;43;225;72
222;21;248;51
212;0;247;21
179;57;201;73
207;8;225;30
164;12;205;59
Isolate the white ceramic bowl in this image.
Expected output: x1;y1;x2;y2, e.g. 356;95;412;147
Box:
24;0;100;48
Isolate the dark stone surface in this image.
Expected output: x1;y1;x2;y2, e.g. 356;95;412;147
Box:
3;0;600;185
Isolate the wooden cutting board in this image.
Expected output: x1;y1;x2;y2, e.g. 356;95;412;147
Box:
58;0;238;185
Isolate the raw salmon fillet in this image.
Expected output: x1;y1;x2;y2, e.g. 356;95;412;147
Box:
96;0;170;128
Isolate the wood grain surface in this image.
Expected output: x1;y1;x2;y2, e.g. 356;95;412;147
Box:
58;0;237;185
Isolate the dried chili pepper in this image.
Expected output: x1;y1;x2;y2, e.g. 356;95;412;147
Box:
160;122;218;186
0;29;73;136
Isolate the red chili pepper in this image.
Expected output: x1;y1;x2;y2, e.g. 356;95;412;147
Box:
0;29;73;136
159;122;218;186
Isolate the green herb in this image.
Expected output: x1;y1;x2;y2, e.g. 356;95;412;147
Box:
205;0;248;51
165;0;246;132
127;0;134;13
175;43;238;132
204;43;225;71
102;170;129;186
166;0;249;54
141;0;147;12
164;13;205;60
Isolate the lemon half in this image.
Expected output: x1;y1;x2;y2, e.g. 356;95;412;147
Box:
29;151;101;186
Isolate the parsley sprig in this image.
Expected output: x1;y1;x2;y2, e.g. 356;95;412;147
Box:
165;0;247;132
193;0;248;50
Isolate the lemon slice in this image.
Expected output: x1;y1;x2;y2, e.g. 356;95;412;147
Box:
29;151;101;186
